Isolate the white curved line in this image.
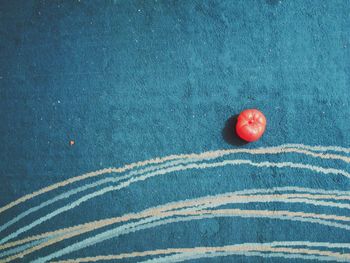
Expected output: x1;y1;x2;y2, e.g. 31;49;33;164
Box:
50;242;350;263
2;158;350;245
31;208;350;263
141;250;348;263
2;186;348;253
1;144;349;215
8;191;350;262
3;145;350;234
281;144;350;154
4;193;350;261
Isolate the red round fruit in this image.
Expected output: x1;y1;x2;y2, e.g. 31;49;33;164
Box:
236;109;266;142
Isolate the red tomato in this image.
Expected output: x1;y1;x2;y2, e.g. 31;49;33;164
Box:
236;109;266;142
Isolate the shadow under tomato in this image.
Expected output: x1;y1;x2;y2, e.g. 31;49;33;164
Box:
222;114;249;146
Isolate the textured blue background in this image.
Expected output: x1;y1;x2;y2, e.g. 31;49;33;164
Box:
1;0;350;262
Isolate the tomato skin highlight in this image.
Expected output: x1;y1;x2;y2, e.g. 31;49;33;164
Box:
236;109;266;142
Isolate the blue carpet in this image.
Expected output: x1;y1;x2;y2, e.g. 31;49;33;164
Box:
0;0;350;262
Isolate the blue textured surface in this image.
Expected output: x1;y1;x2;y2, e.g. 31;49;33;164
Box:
1;1;350;262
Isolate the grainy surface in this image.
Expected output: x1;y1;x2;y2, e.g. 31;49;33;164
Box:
0;1;350;262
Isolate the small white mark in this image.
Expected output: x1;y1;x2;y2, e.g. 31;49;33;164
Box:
138;9;141;12
57;100;61;104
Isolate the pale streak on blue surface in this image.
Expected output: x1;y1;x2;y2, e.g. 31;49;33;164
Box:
0;239;45;258
6;186;347;259
140;251;347;263
151;187;350;216
3;186;346;259
0;158;199;234
281;144;350;154
0;158;204;245
6;158;350;245
4;160;350;246
5;179;350;250
1;159;245;245
158;191;350;213
270;241;350;249
0;229;81;259
32;212;350;263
